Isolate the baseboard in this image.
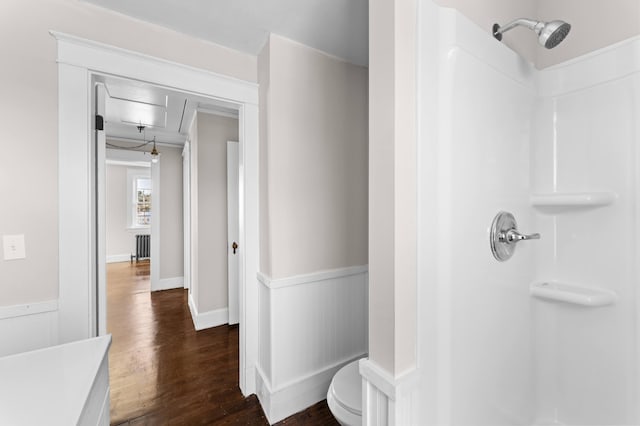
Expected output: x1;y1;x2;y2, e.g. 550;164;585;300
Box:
152;276;184;292
106;253;130;263
188;293;228;331
0;300;59;357
256;354;366;424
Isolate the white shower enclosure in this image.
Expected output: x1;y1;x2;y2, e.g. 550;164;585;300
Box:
417;3;640;425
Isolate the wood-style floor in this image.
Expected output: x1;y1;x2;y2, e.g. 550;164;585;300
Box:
107;261;339;425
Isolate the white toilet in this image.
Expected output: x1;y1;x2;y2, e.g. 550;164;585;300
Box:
327;359;363;426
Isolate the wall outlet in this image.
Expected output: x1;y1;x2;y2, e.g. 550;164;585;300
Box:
3;234;26;260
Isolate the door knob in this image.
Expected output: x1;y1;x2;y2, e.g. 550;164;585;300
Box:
232;242;238;254
490;211;540;262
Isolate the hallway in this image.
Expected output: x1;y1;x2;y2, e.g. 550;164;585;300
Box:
106;262;338;425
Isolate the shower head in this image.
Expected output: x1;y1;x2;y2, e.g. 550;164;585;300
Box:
493;18;571;49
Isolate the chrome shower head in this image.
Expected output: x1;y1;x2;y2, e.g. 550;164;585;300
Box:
538;20;571;49
493;18;571;49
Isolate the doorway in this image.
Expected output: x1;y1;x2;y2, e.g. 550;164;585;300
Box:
96;73;245;422
53;31;259;395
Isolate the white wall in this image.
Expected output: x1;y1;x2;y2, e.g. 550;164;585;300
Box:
159;146;184;280
260;34;369;280
105;164;150;262
193;113;238;313
0;0;255;311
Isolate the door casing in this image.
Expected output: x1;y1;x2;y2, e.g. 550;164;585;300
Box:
53;31;260;396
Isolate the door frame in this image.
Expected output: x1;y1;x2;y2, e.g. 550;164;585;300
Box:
227;140;239;325
182;141;191;291
52;31;259;396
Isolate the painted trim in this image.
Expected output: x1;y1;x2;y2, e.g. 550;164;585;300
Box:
359;359;421;426
50;31;258;105
256;355;366;424
359;359;397;400
257;265;368;290
188;293;229;331
0;300;58;320
197;106;239;119
106;254;130;263
105;159;150;168
152;277;184;292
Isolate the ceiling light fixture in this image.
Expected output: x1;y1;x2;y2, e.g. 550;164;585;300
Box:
150;137;159;163
104;123;160;163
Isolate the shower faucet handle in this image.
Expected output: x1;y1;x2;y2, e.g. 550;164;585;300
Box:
490;211;541;261
502;230;540;243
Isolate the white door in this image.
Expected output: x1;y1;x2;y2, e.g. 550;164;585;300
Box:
182;141;191;290
95;83;107;336
227;141;239;325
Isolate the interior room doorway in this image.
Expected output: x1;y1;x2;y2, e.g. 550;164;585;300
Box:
53;31;260;396
94;75;245;422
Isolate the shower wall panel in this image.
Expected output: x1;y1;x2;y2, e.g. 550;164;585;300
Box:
531;38;640;425
419;7;537;425
419;3;640;425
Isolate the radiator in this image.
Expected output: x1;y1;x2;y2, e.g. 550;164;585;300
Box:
131;234;150;262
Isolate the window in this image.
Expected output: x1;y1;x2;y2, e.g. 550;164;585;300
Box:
126;167;151;229
134;178;152;226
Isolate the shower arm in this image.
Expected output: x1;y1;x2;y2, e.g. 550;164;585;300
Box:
494;18;543;36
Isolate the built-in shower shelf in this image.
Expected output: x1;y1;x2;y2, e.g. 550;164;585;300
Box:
530;282;617;307
530;192;616;210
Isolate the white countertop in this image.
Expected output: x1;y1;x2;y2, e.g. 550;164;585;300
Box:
0;335;111;425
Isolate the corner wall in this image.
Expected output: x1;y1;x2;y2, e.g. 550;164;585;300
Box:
256;34;369;423
367;0;418;380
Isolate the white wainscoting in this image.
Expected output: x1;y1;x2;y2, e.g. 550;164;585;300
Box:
187;293;229;331
152;276;184;292
256;266;368;424
360;359;421;426
0;300;59;357
106;254;130;263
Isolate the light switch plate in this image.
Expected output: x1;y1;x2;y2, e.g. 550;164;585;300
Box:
3;235;26;260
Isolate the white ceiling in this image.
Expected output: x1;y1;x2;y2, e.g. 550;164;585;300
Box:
98;75;238;148
82;0;369;66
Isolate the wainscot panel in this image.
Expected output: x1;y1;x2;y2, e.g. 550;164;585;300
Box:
256;266;368;423
0;300;59;357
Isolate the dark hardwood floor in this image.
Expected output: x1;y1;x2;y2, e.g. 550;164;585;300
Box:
107;261;339;425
